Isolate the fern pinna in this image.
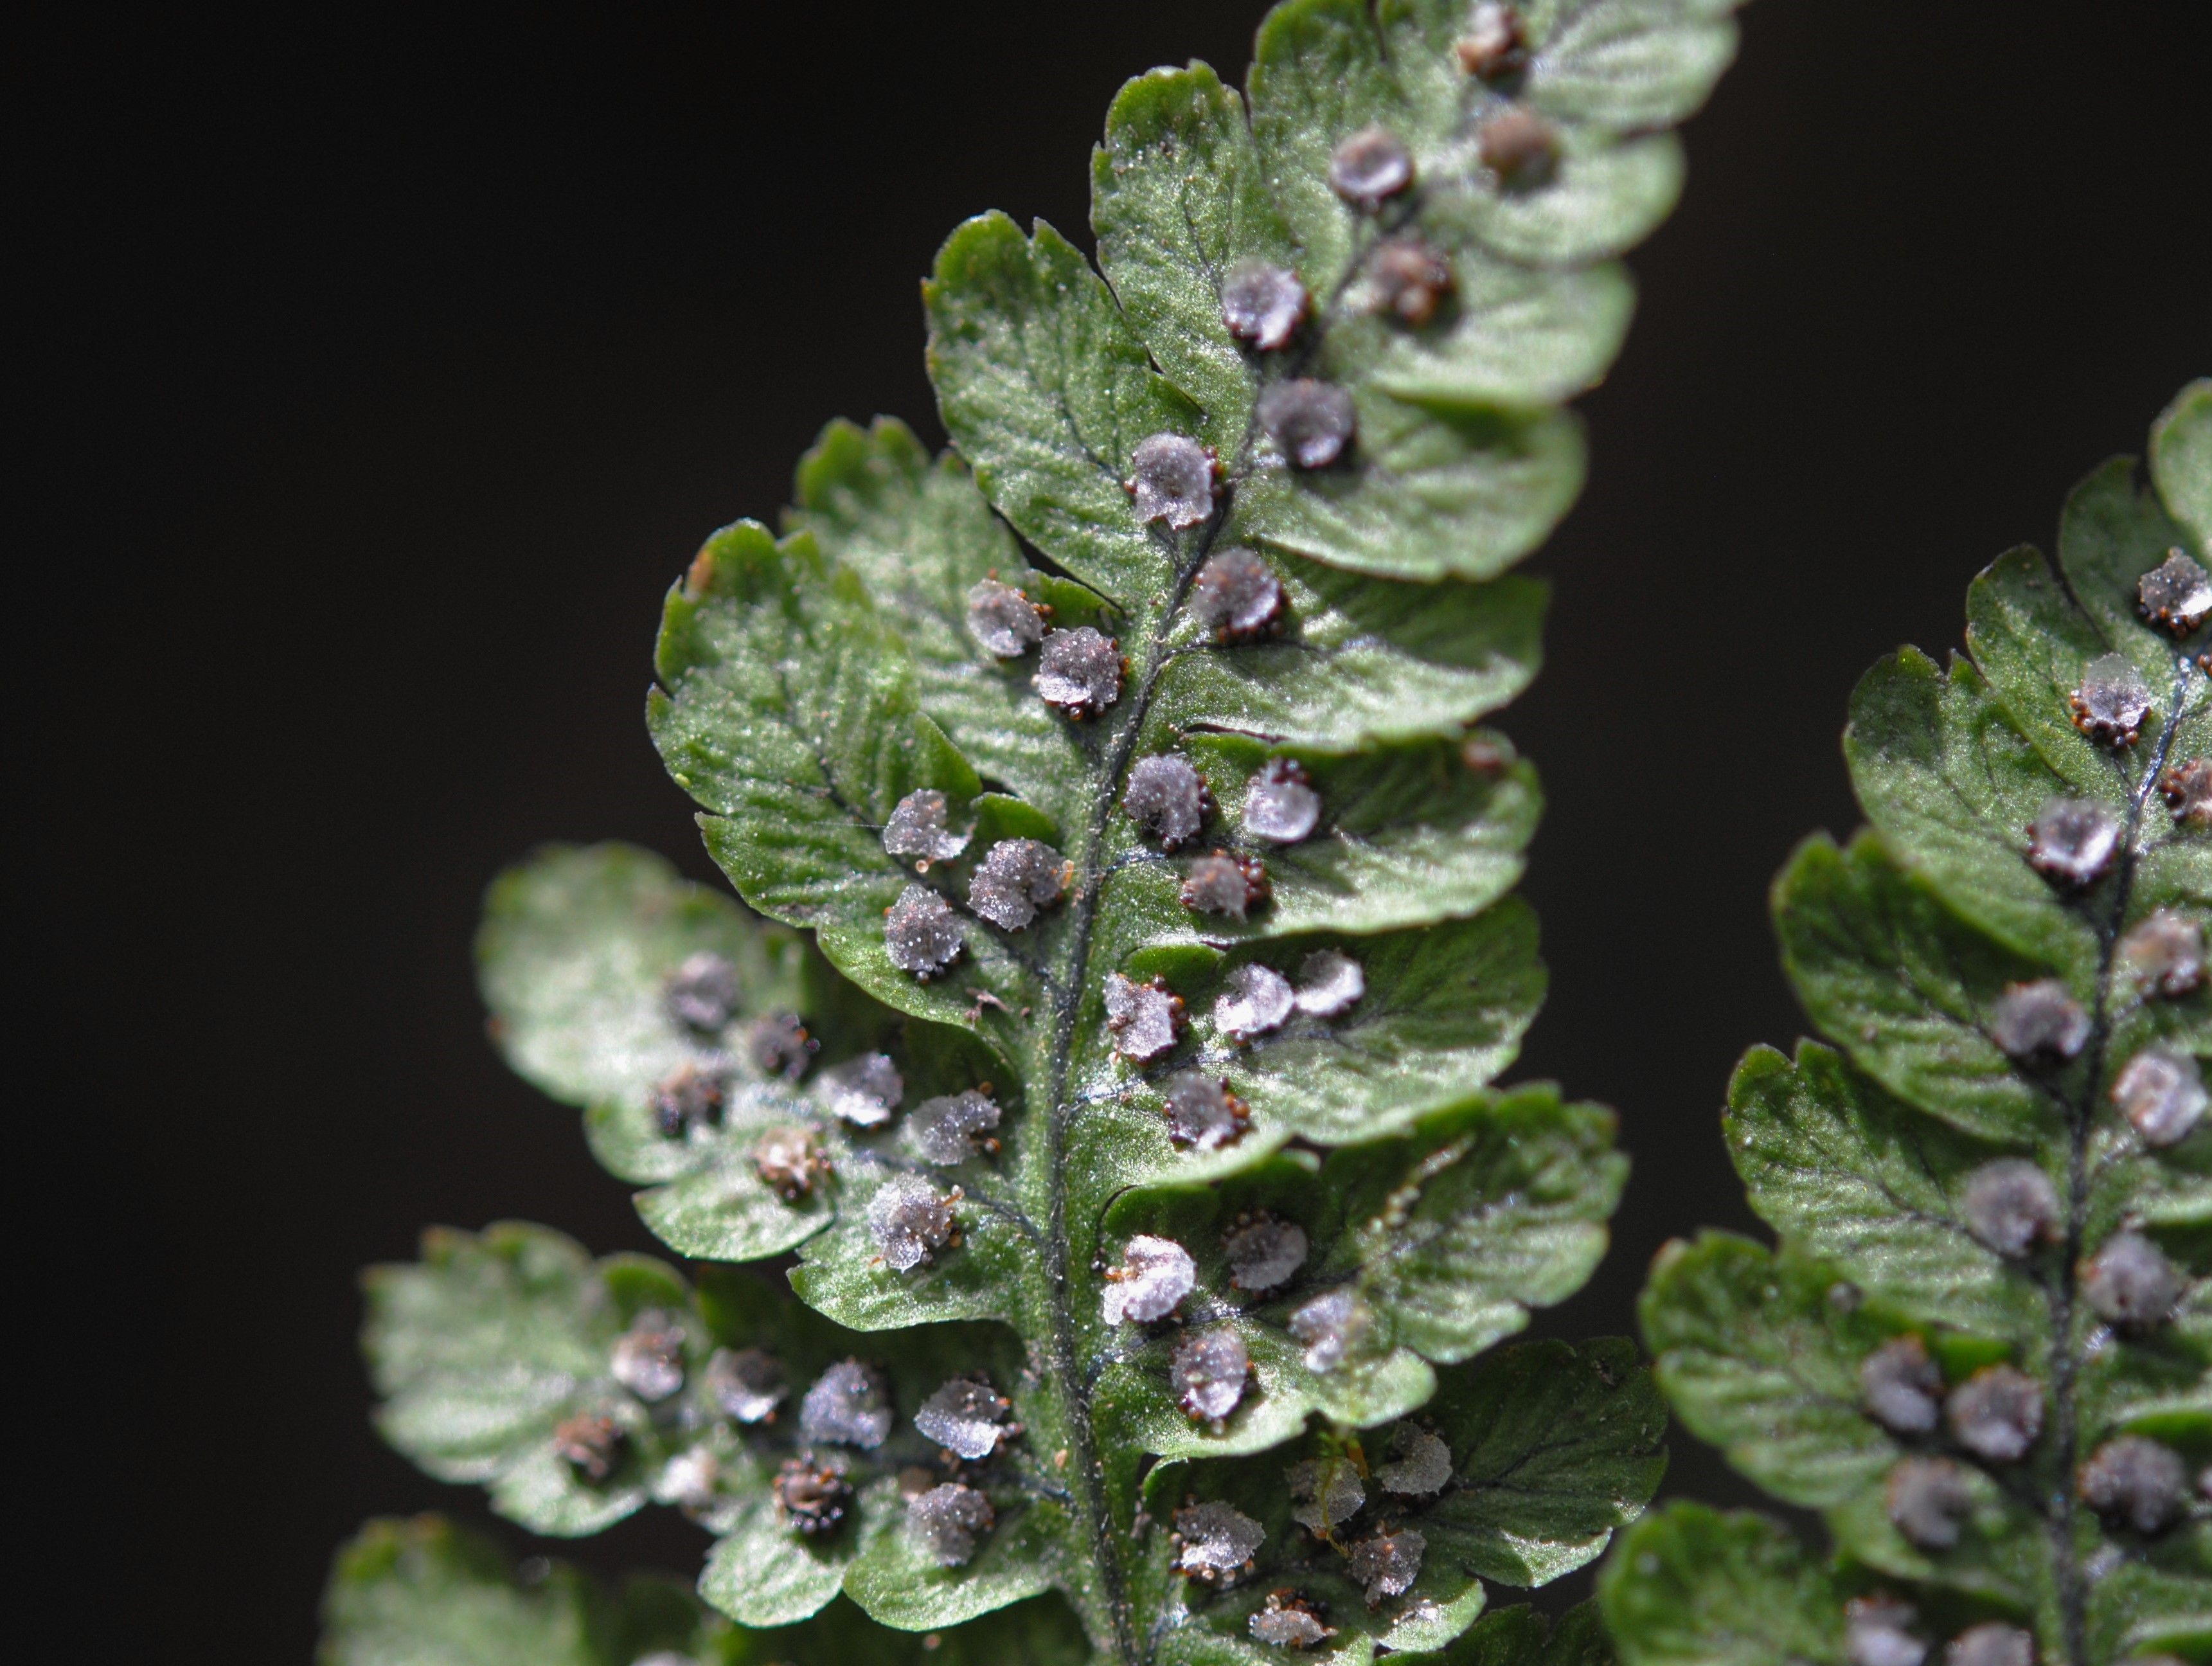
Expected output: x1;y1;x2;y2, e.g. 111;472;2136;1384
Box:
1600;382;2212;1666
331;4;1745;1663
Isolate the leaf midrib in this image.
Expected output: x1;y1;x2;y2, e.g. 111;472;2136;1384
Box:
1013;70;1519;1663
2038;646;2199;1664
1035;522;1217;1666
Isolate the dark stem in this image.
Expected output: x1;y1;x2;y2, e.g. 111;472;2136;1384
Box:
1037;507;1229;1666
2046;653;2195;1664
1028;141;1432;1656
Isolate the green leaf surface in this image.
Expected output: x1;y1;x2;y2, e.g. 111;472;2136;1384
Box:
785;1151;1036;1332
364;1226;1071;1635
1439;133;1684;267
479;843;1011;1268
1247;0;1405;298
1414;1336;1667;1585
629;1019;1001;1267
1524;0;1744;130
682;1270;1064;1630
1843;647;2096;981
321;1510;1096;1666
841;1476;1062;1631
630;1110;844;1264
2091;1557;2212;1666
2153;377;2212;554
1641;1235;1897;1510
1076;904;1548;1164
1725;1044;2046;1341
477;841;815;1120
364;1224;684;1536
651;519;1033;1035
1134;1340;1660;1665
1228;401;1587;583
320;1514;727;1666
1599;1505;1845;1666
1094;1091;1626;1460
925;211;1198;604
1344;256;1632;412
1093;62;1297;451
1773;830;2060;1145
698;1484;861;1631
1395;1600;1614;1666
1153;563;1547;751
2054;456;2198;676
787;416;1096;829
1157;733;1542;937
1316;1089;1625;1358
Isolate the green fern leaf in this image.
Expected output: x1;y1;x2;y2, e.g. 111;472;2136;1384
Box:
1127;1339;1663;1661
1091;1088;1627;1452
365;1223;694;1536
1418;1600;1618;1666
1598;1506;1846;1666
320;1513;1090;1666
365;1223;1085;1633
373;1;1747;1659
320;1514;722;1666
1604;382;2212;1665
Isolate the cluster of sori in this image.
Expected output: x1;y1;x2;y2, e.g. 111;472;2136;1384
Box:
357;1220;1054;1618
1161;1419;1454;1642
333;2;1752;1662
673;950;988;1272
1603;383;2212;1666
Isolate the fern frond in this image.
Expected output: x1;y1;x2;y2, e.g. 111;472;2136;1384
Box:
1602;381;2212;1666
363;3;1747;1660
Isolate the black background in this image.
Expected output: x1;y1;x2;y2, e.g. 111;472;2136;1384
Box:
35;0;2209;1655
